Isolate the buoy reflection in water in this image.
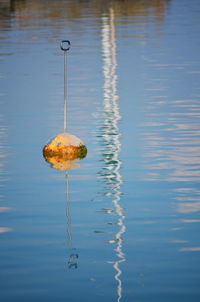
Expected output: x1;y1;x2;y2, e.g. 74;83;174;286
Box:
43;151;86;269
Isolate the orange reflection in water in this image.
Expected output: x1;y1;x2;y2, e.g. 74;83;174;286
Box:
43;153;81;171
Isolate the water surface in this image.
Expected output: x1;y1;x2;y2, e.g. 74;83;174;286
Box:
0;0;200;301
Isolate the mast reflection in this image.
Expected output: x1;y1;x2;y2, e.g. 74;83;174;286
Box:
101;7;126;302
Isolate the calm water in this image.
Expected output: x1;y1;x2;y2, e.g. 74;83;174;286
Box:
0;0;200;301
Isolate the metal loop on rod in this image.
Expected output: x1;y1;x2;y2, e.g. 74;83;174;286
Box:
60;40;71;51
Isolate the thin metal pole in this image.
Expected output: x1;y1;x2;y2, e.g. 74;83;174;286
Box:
64;50;67;133
60;40;70;134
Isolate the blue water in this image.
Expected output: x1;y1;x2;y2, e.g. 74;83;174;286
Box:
0;0;200;301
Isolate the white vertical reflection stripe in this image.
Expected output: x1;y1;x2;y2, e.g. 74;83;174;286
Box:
102;8;125;302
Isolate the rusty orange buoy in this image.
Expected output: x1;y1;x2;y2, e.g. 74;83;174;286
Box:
43;133;87;161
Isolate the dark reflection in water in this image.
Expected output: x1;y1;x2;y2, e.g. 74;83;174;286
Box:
1;0;171;17
0;0;171;30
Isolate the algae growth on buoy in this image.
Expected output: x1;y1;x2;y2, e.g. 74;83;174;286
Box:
43;40;87;161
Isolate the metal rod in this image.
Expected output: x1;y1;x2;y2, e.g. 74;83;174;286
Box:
64;51;67;133
60;40;70;133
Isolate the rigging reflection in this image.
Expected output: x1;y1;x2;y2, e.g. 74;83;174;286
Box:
100;7;126;302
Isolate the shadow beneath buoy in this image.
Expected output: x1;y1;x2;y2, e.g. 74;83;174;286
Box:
43;151;87;270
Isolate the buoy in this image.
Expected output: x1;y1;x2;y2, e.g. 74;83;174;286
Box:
43;40;87;161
